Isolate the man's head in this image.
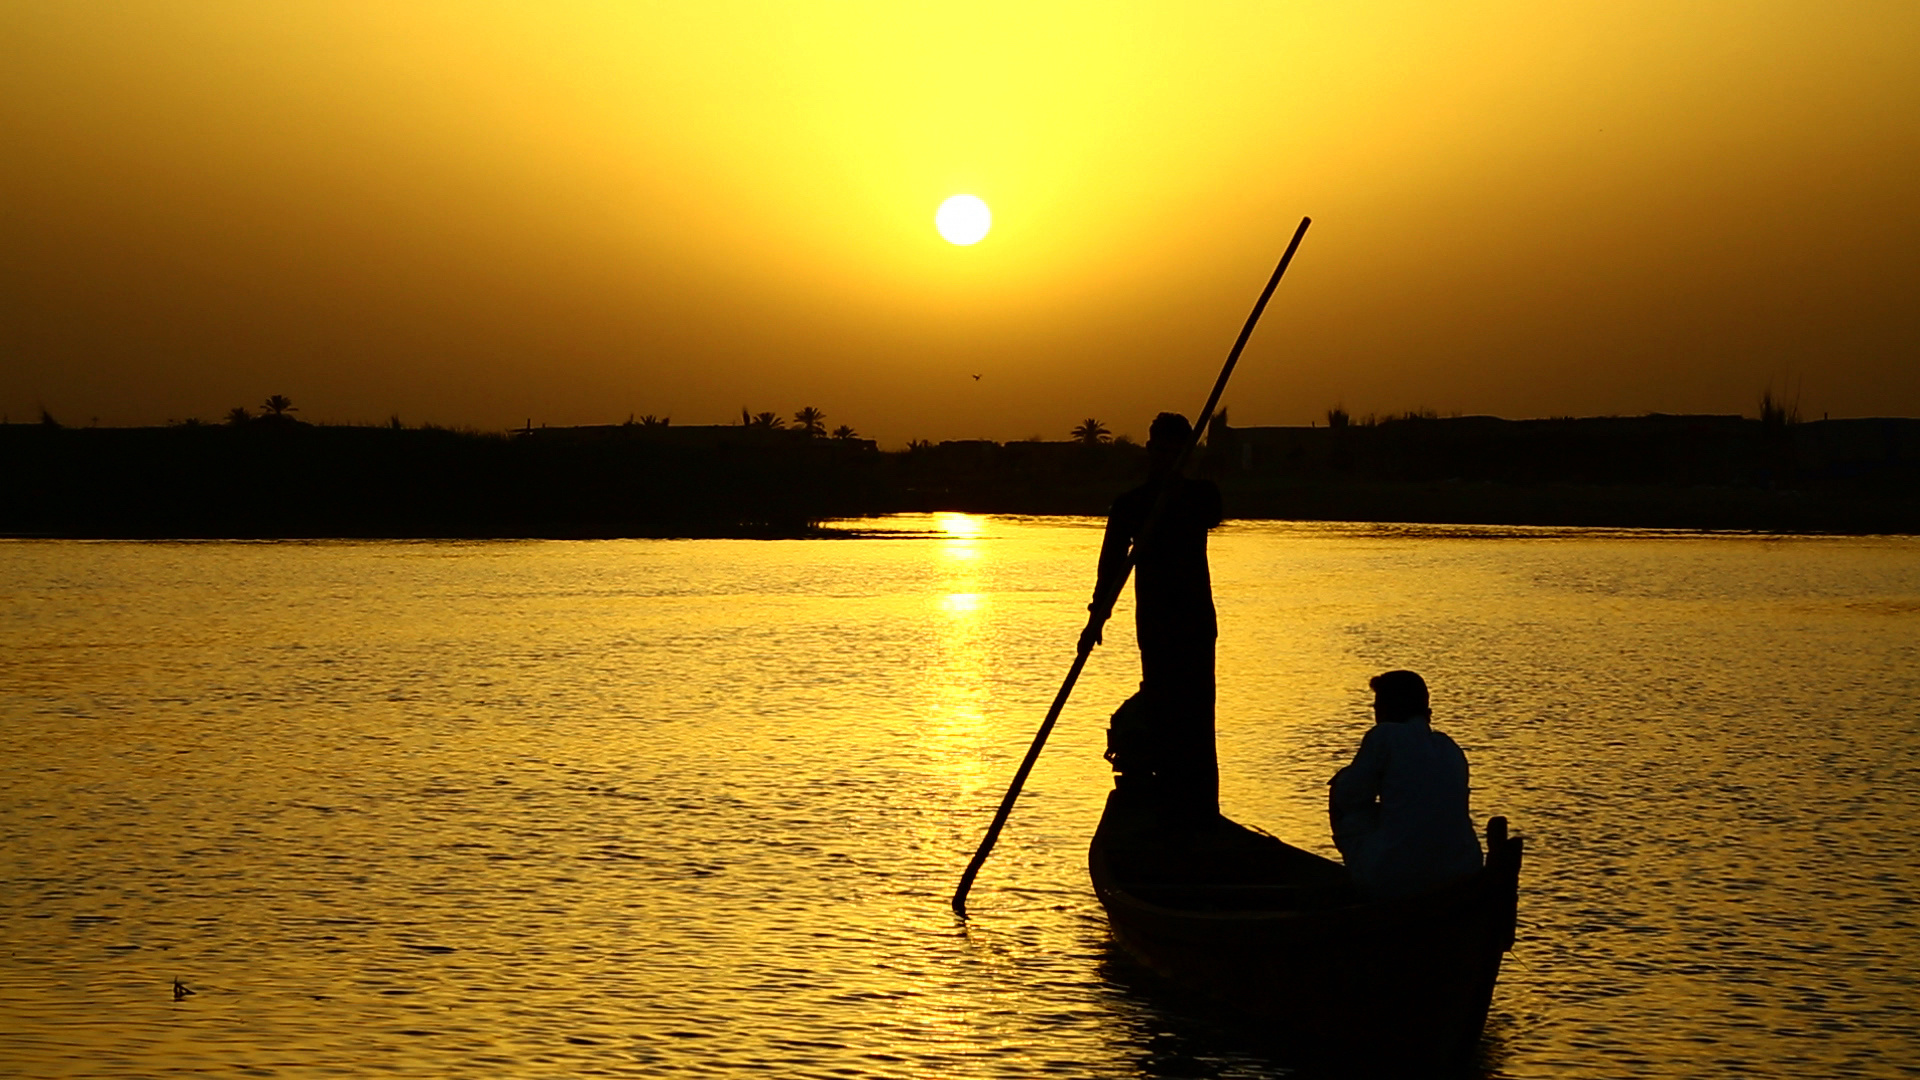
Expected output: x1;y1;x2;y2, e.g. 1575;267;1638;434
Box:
1147;412;1193;474
1369;669;1430;724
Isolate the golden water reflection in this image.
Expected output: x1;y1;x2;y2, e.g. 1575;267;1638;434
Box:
2;521;1917;1077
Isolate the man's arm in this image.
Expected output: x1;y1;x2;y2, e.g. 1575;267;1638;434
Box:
1328;728;1387;850
1081;496;1136;651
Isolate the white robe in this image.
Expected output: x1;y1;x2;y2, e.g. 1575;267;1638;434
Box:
1328;716;1483;900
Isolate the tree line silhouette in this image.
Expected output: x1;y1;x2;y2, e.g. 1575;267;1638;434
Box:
4;400;1916;537
734;405;860;440
96;393;1118;447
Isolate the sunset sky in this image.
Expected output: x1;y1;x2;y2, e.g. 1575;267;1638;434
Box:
4;2;1917;445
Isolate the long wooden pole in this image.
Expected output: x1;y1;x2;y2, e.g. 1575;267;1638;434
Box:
951;216;1311;917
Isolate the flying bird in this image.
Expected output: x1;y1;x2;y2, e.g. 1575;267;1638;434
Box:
971;374;981;381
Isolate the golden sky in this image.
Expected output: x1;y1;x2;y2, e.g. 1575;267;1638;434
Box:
3;2;1917;443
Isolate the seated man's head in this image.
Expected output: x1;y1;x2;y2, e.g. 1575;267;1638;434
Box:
1369;669;1430;724
1147;412;1193;474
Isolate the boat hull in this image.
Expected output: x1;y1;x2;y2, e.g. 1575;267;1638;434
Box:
1089;792;1523;1065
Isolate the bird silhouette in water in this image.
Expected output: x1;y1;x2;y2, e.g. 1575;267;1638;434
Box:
173;978;194;1000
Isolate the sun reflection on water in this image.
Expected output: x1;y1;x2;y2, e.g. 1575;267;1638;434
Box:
935;512;984;539
936;512;984;562
927;516;995;799
939;592;983;615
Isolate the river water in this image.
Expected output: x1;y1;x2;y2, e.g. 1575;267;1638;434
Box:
3;516;1917;1078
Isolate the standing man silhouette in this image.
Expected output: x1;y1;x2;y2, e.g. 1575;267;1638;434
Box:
1083;412;1225;826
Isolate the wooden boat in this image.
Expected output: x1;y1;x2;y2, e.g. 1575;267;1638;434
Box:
1089;788;1523;1067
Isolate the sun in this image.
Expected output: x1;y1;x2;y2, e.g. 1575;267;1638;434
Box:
935;195;991;246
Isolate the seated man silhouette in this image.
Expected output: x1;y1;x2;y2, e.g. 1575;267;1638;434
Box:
1086;412;1224;827
1328;670;1483;900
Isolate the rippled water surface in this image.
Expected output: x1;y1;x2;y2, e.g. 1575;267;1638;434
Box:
4;517;1919;1077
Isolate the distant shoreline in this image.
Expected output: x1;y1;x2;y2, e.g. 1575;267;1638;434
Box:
6;413;1917;538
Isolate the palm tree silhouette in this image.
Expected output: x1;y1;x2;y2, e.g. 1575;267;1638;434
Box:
831;424;858;440
227;406;251;426
793;406;826;437
1071;418;1111;444
261;395;297;419
741;409;785;430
